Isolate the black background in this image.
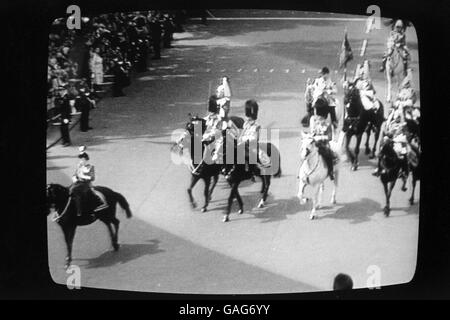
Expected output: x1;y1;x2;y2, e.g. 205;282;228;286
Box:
0;0;449;309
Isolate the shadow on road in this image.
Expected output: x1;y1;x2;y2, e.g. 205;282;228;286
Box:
319;197;381;224
81;239;164;269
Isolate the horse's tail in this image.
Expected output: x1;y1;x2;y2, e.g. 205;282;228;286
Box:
114;192;132;218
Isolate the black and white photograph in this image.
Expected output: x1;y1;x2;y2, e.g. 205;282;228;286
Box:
2;0;450;304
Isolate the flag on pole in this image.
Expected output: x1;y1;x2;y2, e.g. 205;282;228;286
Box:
339;31;353;69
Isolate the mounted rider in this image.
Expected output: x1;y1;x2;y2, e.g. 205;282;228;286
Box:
395;72;419;123
354;61;381;111
379;19;410;73
237;100;271;173
309;115;337;180
311;67;339;130
372;109;410;178
70;146;109;217
192;95;224;175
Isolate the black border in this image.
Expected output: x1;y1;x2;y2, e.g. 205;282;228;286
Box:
2;0;450;306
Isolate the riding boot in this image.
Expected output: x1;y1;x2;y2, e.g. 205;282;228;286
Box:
74;196;83;217
372;158;383;176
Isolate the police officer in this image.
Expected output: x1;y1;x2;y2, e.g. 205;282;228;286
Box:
149;15;162;59
75;88;93;132
56;85;72;147
112;59;127;97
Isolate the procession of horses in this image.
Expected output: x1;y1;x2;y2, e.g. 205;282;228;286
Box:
47;18;420;268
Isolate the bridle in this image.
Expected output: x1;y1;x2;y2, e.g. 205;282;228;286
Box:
47;185;71;222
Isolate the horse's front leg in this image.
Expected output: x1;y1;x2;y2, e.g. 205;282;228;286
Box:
352;133;363;171
62;224;76;268
331;167;338;204
310;184;321;220
370;125;381;159
365;124;372;155
345;133;355;165
208;174;219;202
201;177;211;212
187;174;200;209
258;176;271;208
224;183;238;222
297;176;308;205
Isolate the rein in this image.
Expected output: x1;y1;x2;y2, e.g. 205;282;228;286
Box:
51;195;72;223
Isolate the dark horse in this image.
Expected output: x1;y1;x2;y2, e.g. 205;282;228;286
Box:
46;183;132;268
222;141;282;222
342;81;384;170
174;113;244;212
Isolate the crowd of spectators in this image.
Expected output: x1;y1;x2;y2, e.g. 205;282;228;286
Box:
47;10;187;123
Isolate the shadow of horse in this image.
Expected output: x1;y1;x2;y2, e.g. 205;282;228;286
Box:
212;193;306;223
318;198;382;224
79;239;164;269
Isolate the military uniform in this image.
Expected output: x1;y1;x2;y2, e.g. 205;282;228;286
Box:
310;116;336;180
56;89;72;146
311;69;338;128
380;23;410;72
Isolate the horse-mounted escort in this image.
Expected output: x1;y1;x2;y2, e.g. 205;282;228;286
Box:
172;80;282;222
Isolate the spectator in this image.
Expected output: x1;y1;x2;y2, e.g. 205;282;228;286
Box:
90;46;104;87
76;88;94;132
55;86;72;147
333;273;353;291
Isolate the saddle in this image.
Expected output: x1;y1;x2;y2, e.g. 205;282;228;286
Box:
74;186;108;215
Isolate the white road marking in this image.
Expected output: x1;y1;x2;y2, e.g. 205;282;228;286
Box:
269;69;274;73
254;68;258;72
237;68;242;72
191;17;366;21
285;69;290;73
206;68;211;72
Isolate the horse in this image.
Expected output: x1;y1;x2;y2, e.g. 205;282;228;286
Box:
46;183;132;268
297;132;339;220
174;113;244;212
342;81;367;170
377;135;420;216
385;46;407;102
363;101;385;159
222;141;282;222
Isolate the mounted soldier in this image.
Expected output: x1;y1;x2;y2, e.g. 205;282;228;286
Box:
309;115;337;181
379;19;410;73
69;146;109;217
191;95;224;176
354;61;381;112
311;67;339;131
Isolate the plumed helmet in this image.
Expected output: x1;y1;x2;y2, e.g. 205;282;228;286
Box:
245;99;259;120
208;94;218;113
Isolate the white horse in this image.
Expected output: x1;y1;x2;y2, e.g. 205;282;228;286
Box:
297;132;341;220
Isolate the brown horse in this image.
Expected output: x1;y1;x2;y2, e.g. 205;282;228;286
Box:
46;183;132;268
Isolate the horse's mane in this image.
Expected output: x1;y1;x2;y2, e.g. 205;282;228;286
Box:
344;84;363;117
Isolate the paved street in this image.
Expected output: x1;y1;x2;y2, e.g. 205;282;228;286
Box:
46;10;420;294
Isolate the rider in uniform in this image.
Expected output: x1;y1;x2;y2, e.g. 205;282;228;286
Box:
379;19;410;73
70;146;109;216
312;67;339;131
309;115;336;181
395;74;419;123
354;61;381;112
239;100;271;170
192;96;224;175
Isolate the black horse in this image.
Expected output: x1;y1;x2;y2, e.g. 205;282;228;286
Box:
46;183;132;268
377;136;420;216
175;113;244;212
342;81;385;170
222;141;282;222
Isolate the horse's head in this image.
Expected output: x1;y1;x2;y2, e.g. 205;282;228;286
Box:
300;131;317;160
343;81;362;115
46;183;69;214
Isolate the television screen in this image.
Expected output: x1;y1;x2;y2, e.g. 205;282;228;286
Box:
45;8;422;295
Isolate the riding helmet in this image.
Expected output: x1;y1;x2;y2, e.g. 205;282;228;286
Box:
245;99;259;120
